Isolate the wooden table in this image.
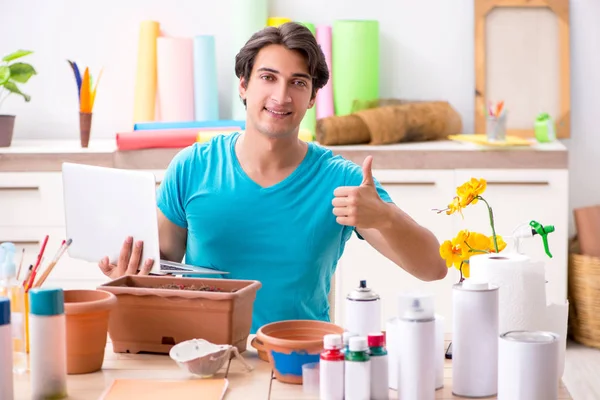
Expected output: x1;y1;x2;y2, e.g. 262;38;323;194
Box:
13;336;573;399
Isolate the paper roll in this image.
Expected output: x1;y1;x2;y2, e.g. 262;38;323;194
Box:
452;281;499;397
231;0;267;121
133;119;245;131
132;21;160;124
435;315;444;390
316;25;334;120
116;127;240;151
296;22;317;139
193;35;219;121
332;20;379;116
156;37;194;122
268;17;291;27
498;331;559;400
469;253;547;334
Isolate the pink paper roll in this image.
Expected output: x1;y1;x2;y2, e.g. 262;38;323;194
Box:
116;127;239;150
316;25;334;120
156;37;195;122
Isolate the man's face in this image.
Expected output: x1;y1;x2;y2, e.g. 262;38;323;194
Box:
240;44;315;139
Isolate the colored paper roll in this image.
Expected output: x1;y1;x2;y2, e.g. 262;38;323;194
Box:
193;35;219;121
231;0;268;121
316;25;334;120
116;127;240;150
133;119;245;131
297;21;317;139
332;20;380;116
156;37;195;122
267;17;291;27
132;21;160;124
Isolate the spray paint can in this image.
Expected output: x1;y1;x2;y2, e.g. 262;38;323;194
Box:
344;336;371;400
397;292;436;400
345;280;381;336
368;332;389;400
320;334;344;400
452;281;499;397
0;297;14;400
498;331;560;400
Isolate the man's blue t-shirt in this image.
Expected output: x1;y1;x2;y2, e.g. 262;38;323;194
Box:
156;132;393;333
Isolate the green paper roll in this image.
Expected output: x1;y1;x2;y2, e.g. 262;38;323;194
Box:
332;20;379;116
297;21;317;138
231;0;268;120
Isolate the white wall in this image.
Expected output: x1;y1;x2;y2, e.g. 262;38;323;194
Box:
1;0;598;234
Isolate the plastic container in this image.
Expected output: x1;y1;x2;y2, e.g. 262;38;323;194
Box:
302;362;320;395
29;287;68;399
97;275;261;354
169;338;253;377
345;336;371;400
320;333;344;400
256;319;344;384
0;297;14;400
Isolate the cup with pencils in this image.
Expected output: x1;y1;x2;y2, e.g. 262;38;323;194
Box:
486;100;506;142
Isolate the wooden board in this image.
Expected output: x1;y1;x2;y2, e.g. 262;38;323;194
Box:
475;0;571;138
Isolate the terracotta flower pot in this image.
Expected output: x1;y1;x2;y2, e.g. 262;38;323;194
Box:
256;319;344;384
0;115;15;147
64;289;117;374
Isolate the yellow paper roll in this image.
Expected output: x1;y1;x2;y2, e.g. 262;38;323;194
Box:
267;17;291;27
133;20;160;124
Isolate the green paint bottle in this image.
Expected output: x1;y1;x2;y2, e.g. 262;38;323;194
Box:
345;336;371;400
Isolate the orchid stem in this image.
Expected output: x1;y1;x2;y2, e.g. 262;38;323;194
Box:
477;196;499;252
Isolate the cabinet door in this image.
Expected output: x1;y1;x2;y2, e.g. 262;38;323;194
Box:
453;169;569;304
334;170;458;333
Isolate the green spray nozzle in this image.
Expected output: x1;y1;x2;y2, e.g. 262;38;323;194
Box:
529;220;555;258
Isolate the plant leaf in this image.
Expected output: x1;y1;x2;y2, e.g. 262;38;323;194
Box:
8;63;36;83
2;50;33;62
90;67;103;111
4;81;31;102
0;66;10;85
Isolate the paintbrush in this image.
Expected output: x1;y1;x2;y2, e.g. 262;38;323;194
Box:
34;239;72;288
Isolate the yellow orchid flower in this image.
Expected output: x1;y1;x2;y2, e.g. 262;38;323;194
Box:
489;235;507;253
461;261;470;279
457;178;487;207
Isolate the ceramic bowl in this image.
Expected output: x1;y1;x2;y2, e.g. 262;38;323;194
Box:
255;319;344;384
169;338;253;378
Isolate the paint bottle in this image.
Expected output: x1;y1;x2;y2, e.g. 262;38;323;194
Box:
29;288;68;399
345;280;381;336
397;292;436;400
368;332;389;400
0;296;14;400
319;333;344;400
344;336;371;400
342;331;358;355
0;243;27;374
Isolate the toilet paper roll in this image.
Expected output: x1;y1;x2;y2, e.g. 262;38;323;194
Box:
469;253;547;334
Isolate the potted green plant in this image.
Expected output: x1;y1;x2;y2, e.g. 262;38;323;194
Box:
0;50;37;147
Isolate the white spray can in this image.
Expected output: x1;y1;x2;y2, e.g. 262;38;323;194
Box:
397;292;436;400
345;280;381;336
368;332;389;400
344;336;371;400
452;280;499;397
0;297;14;400
320;334;345;400
29;287;68;399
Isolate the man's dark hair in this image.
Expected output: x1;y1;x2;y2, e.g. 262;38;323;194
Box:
234;22;329;106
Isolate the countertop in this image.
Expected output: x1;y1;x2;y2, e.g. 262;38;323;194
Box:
0;138;568;172
12;335;573;399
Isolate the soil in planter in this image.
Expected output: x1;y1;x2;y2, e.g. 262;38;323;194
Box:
118;281;237;292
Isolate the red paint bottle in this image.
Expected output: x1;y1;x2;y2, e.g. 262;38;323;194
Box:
320;334;344;400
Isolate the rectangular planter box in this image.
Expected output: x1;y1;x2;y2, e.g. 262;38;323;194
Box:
97;275;261;354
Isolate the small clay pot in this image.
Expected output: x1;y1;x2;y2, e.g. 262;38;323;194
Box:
64;289;117;374
0;115;15;147
256;320;344;384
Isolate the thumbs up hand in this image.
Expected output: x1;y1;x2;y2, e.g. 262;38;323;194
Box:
332;156;389;229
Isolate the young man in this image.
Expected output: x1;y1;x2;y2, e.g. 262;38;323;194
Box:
99;22;446;333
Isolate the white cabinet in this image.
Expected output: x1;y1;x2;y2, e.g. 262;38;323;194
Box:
334;168;569;334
